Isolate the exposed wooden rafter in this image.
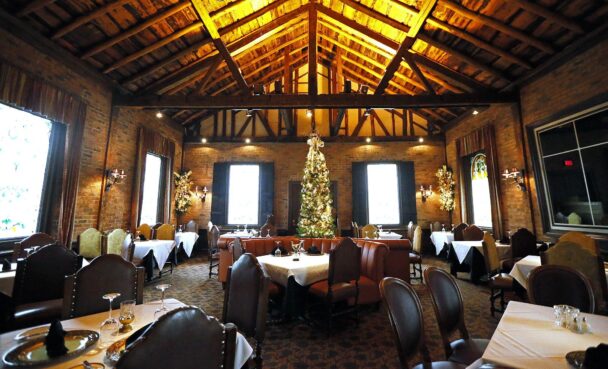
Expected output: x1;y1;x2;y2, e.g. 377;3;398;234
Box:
52;0;132;40
16;0;56;17
308;2;318;96
509;0;584;34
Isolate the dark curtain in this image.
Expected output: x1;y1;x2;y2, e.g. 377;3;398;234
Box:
352;162;368;225
456;125;503;239
258;163;275;225
38;123;66;234
210;163;229;226
0;61;87;247
397;161;417;225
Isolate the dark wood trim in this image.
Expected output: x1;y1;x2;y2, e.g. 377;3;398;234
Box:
185;134;445;143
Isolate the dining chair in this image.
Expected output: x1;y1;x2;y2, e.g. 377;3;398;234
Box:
155;224;176;275
185;220;198;233
462;225;484;241
77;228;102;259
541;241;608;314
223;253;269;368
136;223;152;240
116;306;237;369
208;225;220;278
431;221;442;232
11;244;82;329
380;277;466;369
407;221;415;240
423;267;489;365
103;228;128;256
231;237;244;263
12;232;56;262
352;221;360;238
502;228;537;271
260;214;278;237
308;238;361;334
528;265;595;313
361;224;379;239
410;226;423;282
62;254;144;319
558;231;599;255
481;232;514;316
452;223;468;241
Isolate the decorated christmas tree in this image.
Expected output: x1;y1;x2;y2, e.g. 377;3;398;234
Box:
297;132;335;237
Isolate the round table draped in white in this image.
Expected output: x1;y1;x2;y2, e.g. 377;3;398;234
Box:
257;253;330;287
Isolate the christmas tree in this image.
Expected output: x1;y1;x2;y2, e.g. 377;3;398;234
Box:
297;132;335;237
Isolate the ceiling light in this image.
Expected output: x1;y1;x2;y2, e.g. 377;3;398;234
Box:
365;137;371;143
472;109;479;115
246;109;253;117
363;108;372;117
418;137;424;143
201;138;207;144
306;109;313;118
245;138;251;144
155;111;163;118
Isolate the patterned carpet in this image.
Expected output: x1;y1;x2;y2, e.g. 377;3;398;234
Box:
143;254;513;369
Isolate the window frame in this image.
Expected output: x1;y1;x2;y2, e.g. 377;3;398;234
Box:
138;152;168;226
462;151;494;230
365;162;402;226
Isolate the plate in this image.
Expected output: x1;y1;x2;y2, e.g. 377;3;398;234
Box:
2;330;99;367
105;339;126;365
14;325;49;341
566;350;586;369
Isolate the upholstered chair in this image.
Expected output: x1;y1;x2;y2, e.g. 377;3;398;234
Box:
185;220;198;233
136;223;152;240
361;224;379;239
528;265;595;313
104;228;128;256
558;231;599;255
431;221;442;232
223;254;269;368
208;225;220;278
423;267;489;365
541;241;607;313
462;225;484;241
116;307;237;369
62;254;144;319
502;228;537;271
481;232;513;316
352;222;360;238
452;223;468;241
77;228;102;259
230;237;244;263
407;221;415;240
12;232;56;262
11;244;82;329
380;277;466;369
155;224;175;240
410;226;423;282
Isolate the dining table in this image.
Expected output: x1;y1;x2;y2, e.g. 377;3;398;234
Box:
219;231;255;239
480;300;608;369
0;298;253;369
430;231;454;255
133;239;176;272
174;231;199;258
448;240;510;283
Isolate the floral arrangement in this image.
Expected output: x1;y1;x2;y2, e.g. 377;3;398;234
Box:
174;171;194;216
435;165;455;212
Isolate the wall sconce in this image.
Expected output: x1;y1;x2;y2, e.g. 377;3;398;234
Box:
502;168;526;191
195;185;208;202
420;185;433;202
105;169;126;191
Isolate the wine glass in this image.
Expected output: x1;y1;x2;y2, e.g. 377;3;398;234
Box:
154;284;172;320
291;241;299;256
99;292;121;347
378;225;383;234
118;300;136;334
442;224;446;232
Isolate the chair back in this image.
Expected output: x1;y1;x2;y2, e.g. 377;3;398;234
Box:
230;238;244;262
361;224;378;239
63;254;144;318
209;225;220;252
120;233;135;262
541;241;608;313
105;229;128;255
452;223;468;241
407;221;415;240
223;254;269;342
412;226;422;254
431;221;442;232
13;233;56;262
510;228;537;258
528;265;595;313
463;225;484;241
352;222;360;238
328;238;361;285
185;220;198;233
380;277;431;368
12;244;82;305
77;228;102;259
559;231;599;255
155;224;175;240
116;307;236;369
137;224;152;240
423;267;469;358
481;231;501;274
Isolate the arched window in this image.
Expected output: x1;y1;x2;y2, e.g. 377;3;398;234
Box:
470;153;493;227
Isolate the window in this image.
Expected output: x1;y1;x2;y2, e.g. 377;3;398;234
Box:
534;103;608;231
139;153;165;225
227;164;260;225
468;153;493;228
0;103;52;239
367;164;400;225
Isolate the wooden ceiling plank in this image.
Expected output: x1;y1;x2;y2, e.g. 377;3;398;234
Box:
410;53;488;92
309;2;318;96
255;110;276;137
403;52;435;94
52;0;132;40
340;0;410;34
140;51;219;94
510;0;584;34
195;57;224;95
16;0;56;17
219;0;290;36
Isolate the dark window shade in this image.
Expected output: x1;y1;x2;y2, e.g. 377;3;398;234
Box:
397;161;417;226
259;163;275;224
352;162;368;225
38;122;66;234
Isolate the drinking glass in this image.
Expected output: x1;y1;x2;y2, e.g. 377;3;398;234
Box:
378;225;383;233
99;292;121;347
118;300;136;333
442;224;446;232
154;284;172;320
554;305;571;327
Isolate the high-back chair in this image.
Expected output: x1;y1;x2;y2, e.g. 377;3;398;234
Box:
119;232;136;263
407;221;415;240
208;225;220;278
77;228;102;259
558;231;599;255
528;265;595;313
136;223;152;240
380;277;466;369
155;224;175;240
12;233;56;262
502;228;537;271
541;241;608;313
223;254;269;368
361;224;379;239
230;237;244;263
62;254;144;319
423;267;489;365
185;220;198;233
431;221;442;232
352;222;360;238
116;307;237;369
11;244;82;329
410;226;423;281
481;232;513;316
452;223;468;241
104;228;128;256
462;225;484;241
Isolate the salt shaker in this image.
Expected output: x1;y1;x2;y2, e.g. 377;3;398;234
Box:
581;317;590;333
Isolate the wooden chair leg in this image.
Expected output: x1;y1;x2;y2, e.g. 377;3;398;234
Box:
490;287;496;317
254;342;263;369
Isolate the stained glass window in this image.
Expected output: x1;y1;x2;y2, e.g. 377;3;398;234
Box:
0;103;52;239
470;153;492;227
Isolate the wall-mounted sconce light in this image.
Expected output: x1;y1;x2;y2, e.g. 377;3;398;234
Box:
195;185;208;202
105;169;126;191
502;168;526;191
420;185;433;202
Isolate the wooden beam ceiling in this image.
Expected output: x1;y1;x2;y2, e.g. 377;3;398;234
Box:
308;2;318;96
16;0;56;17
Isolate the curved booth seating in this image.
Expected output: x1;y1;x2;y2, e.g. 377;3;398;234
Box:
77;228;102;259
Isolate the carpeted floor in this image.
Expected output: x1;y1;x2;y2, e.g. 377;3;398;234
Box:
143;254;511;369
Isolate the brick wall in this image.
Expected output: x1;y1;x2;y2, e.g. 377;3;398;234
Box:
182;140;449;231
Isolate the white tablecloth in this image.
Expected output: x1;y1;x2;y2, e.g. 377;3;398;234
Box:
378;232;402;240
257;253;329;287
174;231;199;257
451;241;510;264
430;232;454;255
220;232;253;239
134;240;176;269
482;301;608;369
0;298;252;369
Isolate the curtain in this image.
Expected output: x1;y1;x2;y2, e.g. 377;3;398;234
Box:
0;61;87;247
38;123;66;234
258;163;275;224
351;162;368;226
397;161;417;226
456;125;503;239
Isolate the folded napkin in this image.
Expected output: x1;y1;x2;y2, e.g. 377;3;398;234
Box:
307;245;321;255
126;322;152;348
45;320;68;358
1;258;11;271
584;343;608;369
